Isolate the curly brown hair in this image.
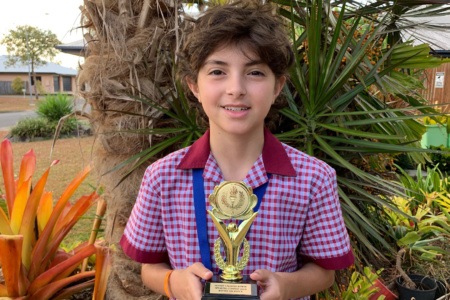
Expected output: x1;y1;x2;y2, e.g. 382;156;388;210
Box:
177;1;294;128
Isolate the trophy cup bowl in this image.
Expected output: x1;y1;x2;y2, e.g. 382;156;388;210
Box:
201;181;260;300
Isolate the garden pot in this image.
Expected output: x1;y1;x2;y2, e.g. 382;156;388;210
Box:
395;274;437;300
369;279;398;300
435;279;449;300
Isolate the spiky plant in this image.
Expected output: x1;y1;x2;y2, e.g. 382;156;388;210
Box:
0;139;103;299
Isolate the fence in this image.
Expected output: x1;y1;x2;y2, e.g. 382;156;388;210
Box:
423;64;450;113
0;81;30;95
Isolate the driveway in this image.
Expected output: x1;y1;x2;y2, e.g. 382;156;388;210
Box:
0;110;37;131
0;97;90;131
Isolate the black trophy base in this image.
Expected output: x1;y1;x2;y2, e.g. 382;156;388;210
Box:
202;275;259;300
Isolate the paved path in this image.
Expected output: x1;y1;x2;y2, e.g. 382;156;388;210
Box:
0;110;37;131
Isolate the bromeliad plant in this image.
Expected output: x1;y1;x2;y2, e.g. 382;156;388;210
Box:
385;196;450;261
318;266;389;300
395;164;450;209
0;139;100;299
340;267;385;300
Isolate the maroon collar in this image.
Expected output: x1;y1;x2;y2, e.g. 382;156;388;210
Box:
177;128;297;176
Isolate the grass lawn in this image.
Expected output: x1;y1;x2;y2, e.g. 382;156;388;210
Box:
0;131;102;248
0;96;44;112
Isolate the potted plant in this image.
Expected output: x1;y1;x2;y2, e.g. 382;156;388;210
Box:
435;279;449;300
395;249;437;300
383;195;450;300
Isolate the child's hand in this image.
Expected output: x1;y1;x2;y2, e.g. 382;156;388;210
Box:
250;269;285;300
170;262;213;300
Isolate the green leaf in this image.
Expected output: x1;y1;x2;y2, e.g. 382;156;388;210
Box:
447;117;450;135
398;232;421;246
317;123;406;140
321;136;442;153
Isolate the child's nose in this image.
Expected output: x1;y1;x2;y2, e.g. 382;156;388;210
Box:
226;74;246;97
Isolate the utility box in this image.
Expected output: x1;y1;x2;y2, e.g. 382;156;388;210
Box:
421;125;449;148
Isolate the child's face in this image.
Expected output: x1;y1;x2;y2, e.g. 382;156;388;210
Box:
188;44;285;138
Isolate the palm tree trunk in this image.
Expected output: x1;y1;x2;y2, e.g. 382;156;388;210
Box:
77;0;182;298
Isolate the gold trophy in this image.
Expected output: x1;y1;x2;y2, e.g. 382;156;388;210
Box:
202;181;259;299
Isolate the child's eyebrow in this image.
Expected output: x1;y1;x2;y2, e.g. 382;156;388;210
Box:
203;59;265;67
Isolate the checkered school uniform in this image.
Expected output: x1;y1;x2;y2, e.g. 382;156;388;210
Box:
120;128;354;300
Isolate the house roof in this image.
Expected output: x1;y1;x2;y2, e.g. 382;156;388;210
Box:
403;14;450;50
0;55;77;76
55;40;86;57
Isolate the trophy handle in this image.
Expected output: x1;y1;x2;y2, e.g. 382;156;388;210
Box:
207;210;228;240
235;212;258;245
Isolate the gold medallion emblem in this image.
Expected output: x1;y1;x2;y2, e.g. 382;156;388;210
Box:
209;182;257;220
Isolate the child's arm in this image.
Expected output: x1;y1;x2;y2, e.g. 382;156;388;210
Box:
250;262;335;300
141;262;213;299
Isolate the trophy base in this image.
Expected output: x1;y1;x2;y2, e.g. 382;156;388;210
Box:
202;275;259;300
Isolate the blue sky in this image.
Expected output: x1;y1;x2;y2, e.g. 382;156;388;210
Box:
0;0;83;69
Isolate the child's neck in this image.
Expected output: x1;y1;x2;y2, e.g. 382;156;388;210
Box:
209;128;264;182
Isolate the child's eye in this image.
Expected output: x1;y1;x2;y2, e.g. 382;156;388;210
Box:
248;70;265;76
209;70;224;75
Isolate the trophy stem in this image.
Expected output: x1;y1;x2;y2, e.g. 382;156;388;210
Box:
220;266;243;281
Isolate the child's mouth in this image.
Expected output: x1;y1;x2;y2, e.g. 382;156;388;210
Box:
223;106;250;112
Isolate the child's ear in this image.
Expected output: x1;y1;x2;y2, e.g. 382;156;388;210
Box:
187;77;200;100
273;76;286;101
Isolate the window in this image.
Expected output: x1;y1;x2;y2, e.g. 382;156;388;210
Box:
54;76;60;92
62;76;72;92
31;76;42;85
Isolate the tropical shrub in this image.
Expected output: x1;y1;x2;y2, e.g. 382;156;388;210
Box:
423;115;449;126
10;117;77;139
435;193;450;222
340;267;385;300
10;118;54;138
0;139;99;299
318;266;386;300
36;80;47;95
384;196;450;262
395;164;449;208
37;92;73;123
11;76;24;94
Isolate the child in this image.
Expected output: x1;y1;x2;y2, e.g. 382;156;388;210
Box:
120;2;354;299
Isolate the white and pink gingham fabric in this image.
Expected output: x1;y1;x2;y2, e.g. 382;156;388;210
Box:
121;129;353;299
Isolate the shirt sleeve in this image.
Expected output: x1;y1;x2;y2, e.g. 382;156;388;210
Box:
298;166;354;270
120;164;169;264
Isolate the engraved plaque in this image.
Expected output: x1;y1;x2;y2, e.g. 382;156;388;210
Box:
210;282;252;295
